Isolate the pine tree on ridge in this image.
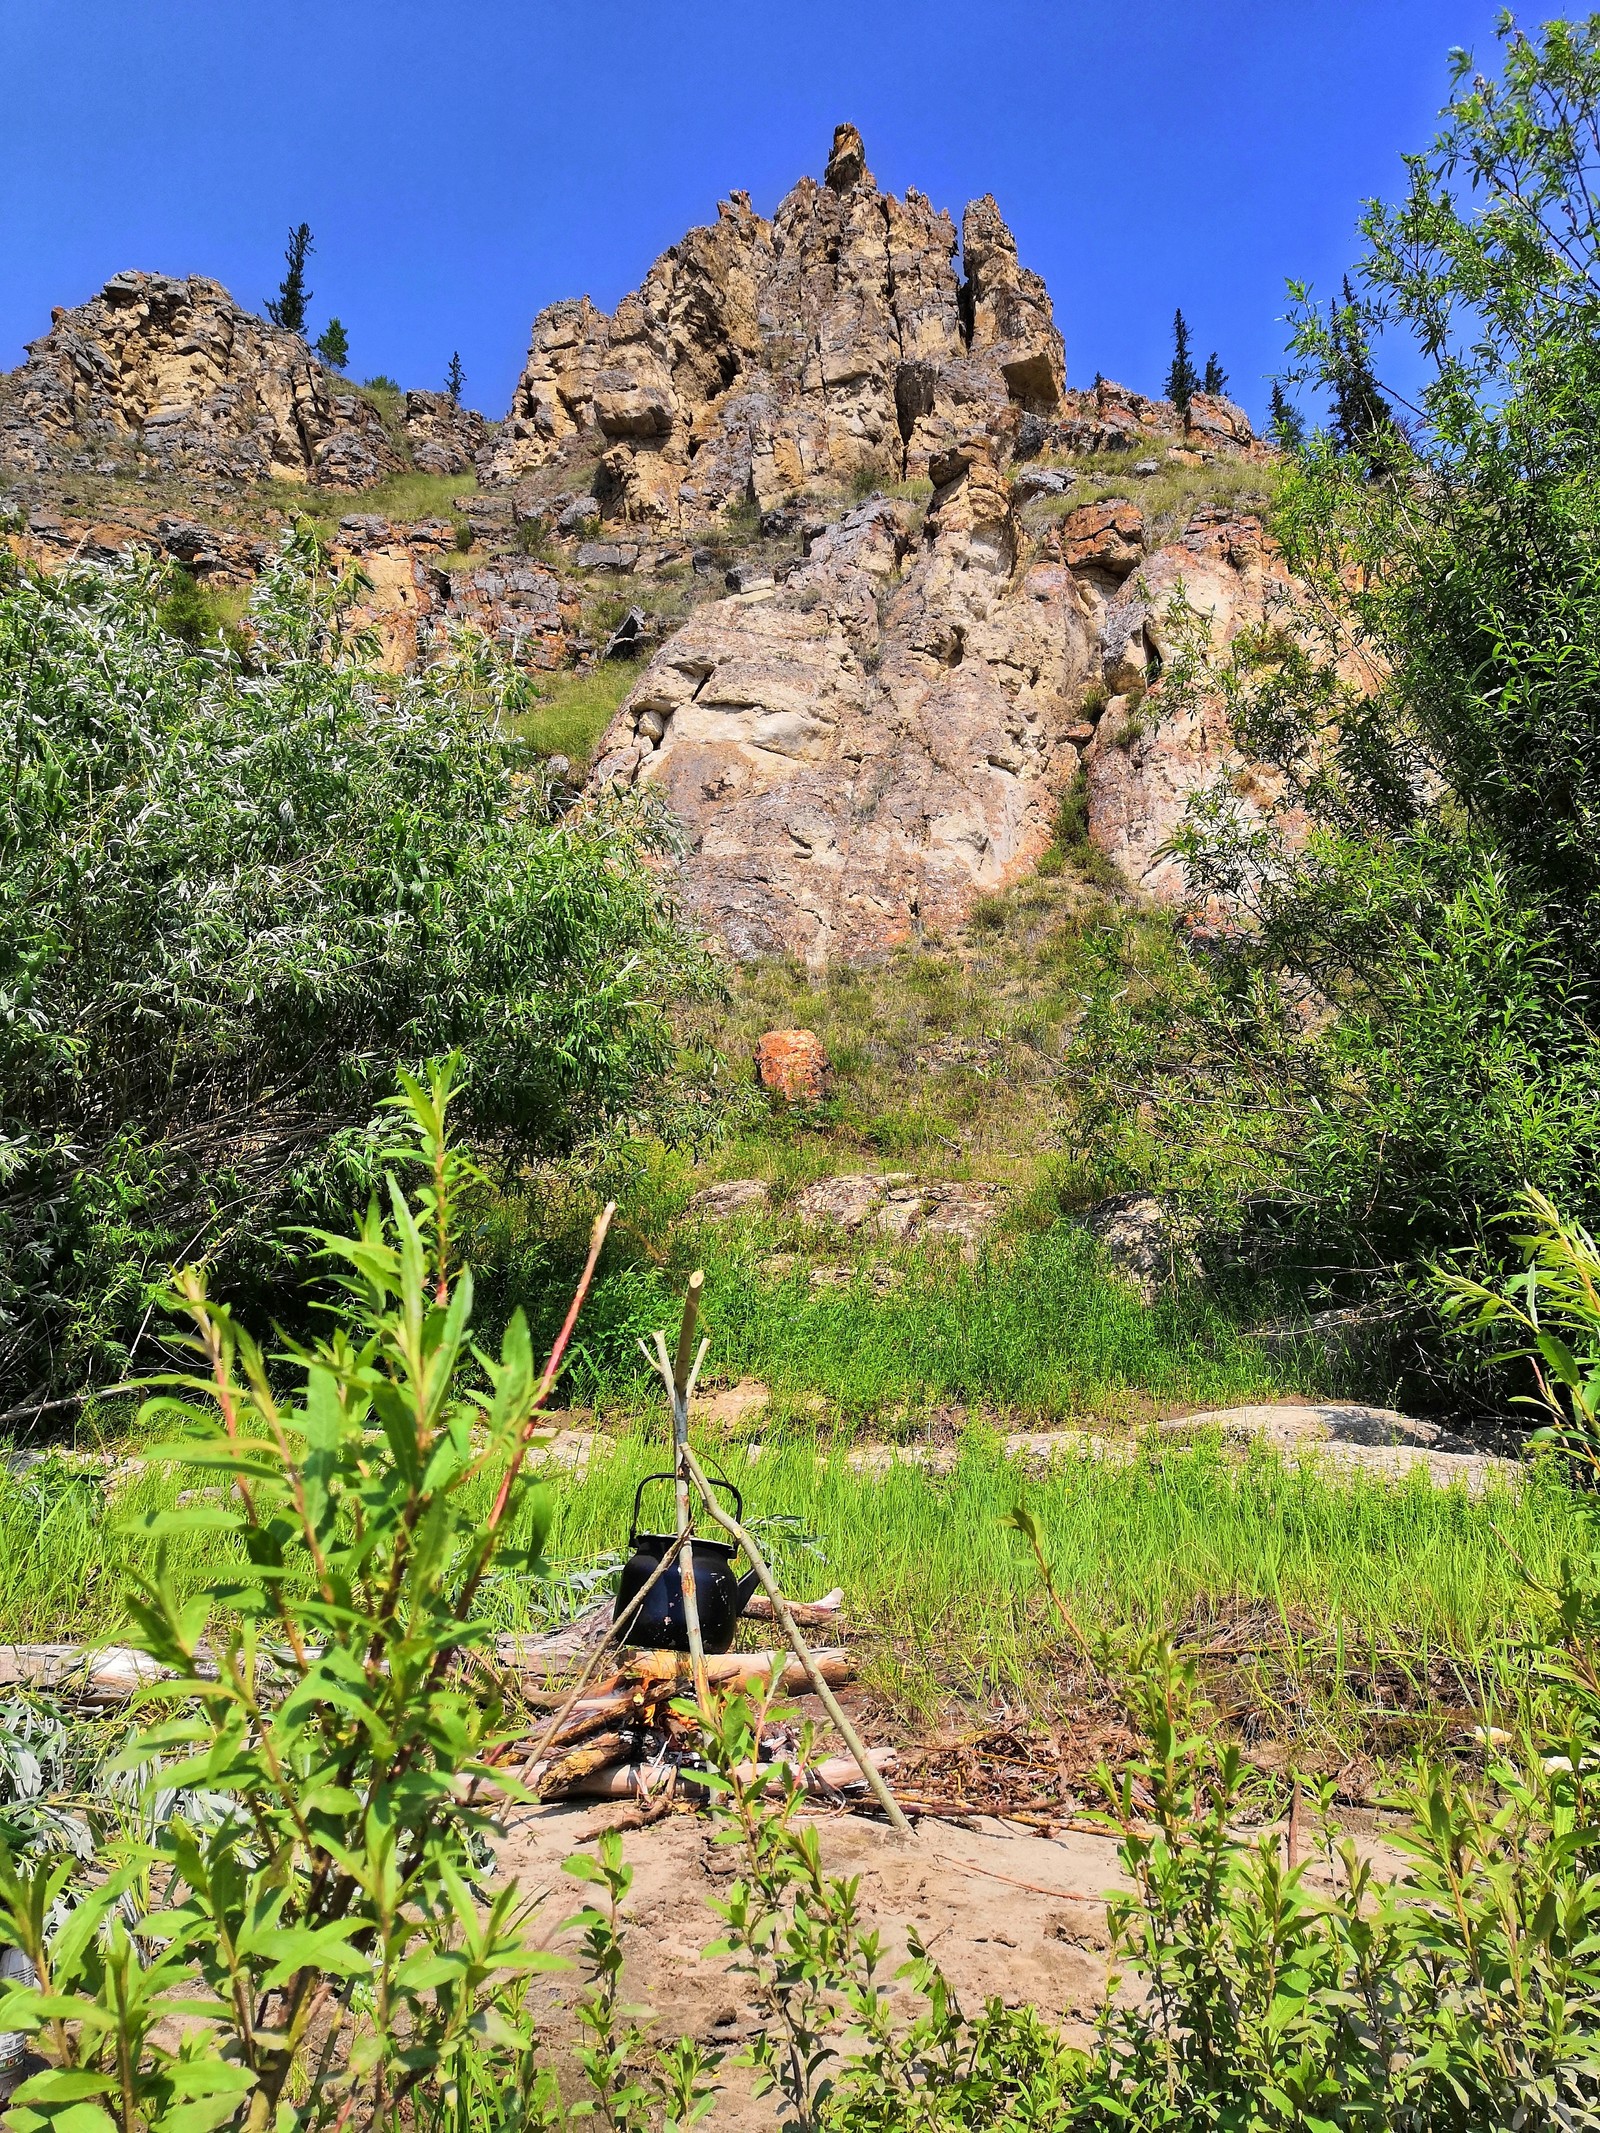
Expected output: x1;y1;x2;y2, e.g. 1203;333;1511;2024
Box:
1166;309;1199;413
265;223;314;336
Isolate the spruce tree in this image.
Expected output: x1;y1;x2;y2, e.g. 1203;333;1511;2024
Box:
1202;352;1228;397
1329;277;1398;471
265;223;314;335
314;318;349;372
1268;380;1305;449
1166;309;1199;413
445;351;465;407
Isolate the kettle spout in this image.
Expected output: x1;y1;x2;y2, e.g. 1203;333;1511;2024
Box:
735;1568;761;1616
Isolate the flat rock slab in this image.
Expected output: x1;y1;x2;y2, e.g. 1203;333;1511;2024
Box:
793;1174;1002;1253
846;1405;1520;1494
1162;1403;1518;1491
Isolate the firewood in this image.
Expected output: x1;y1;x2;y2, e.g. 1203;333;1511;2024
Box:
552;1747;896;1803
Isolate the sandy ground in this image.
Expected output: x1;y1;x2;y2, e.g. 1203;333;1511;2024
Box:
495;1797;1410;2127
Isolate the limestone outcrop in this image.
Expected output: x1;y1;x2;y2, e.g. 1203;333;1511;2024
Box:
483;125;1068;527
402;390;493;476
591;453;1297;960
0;273;407;488
591;442;1098;961
1081;505;1303;901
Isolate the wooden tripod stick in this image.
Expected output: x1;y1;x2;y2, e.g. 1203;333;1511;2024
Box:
668;1273;709;1711
679;1440;913;1838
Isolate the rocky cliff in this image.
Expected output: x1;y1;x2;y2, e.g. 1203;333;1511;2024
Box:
592;442;1294;963
0;130;1293;962
0;272;417;488
485;124;1264;537
484;124;1070;526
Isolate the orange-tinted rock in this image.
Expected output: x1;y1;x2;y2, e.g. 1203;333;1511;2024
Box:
755;1030;829;1102
1058;499;1145;577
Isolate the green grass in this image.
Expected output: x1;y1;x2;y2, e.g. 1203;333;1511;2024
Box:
503;662;637;769
1;1429;1564;1745
528;1430;1570;1725
268;469;478;534
640;872;1194;1203
1018;450;1277;547
548;1223;1325;1428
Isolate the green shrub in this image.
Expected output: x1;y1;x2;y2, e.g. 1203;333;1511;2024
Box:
1086;18;1600;1381
0;532;714;1400
0;1062;716;2133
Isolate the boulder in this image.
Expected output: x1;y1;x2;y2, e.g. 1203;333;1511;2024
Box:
687;1179;773;1220
557;495;601;534
1012;467;1071;502
0;273;405;488
793;1175;1001;1255
755;1029;829;1102
1056;500;1145;578
1083;1193;1176;1298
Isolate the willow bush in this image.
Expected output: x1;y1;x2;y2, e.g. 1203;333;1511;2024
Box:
0;530;715;1403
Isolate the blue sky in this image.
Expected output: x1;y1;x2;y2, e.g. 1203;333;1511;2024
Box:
2;1;1507;427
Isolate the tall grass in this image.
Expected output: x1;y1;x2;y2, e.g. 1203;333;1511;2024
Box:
1;1431;1570;1731
528;1433;1569;1713
502;663;636;769
555;1224;1321;1424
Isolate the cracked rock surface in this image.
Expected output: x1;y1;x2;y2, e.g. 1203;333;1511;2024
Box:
484;123;1066;526
0;272;408;488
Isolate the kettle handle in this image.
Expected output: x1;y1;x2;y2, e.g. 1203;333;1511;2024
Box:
629;1469;745;1542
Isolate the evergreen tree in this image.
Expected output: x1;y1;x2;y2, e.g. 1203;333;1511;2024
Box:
1329;276;1398;471
265;223;314;335
1202;352;1229;397
314;317;349;372
1166;309;1199;413
445;351;465;406
1268;380;1305;449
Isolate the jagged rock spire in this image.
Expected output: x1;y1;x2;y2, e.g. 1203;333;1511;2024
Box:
824;122;869;193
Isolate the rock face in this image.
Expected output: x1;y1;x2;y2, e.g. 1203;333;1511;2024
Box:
328;513;581;673
402;390;493;476
0;273;407;488
593;440;1098;962
591;455;1296;959
483;124;1066;527
1081;506;1301;902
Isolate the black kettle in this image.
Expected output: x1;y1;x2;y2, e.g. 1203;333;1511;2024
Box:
615;1473;760;1654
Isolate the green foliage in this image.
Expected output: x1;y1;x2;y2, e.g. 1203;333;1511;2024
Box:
1036;768;1122;887
445;352;465;407
0;533;714;1398
152;568;249;659
264;223;313;336
1165;308;1198;413
1100;17;1600;1372
1441;1186;1600;1458
1070;1634;1600;2129
313;317;348;372
1201;350;1228;397
501;662;637;772
0;1065;581;2133
1267;380;1305;449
